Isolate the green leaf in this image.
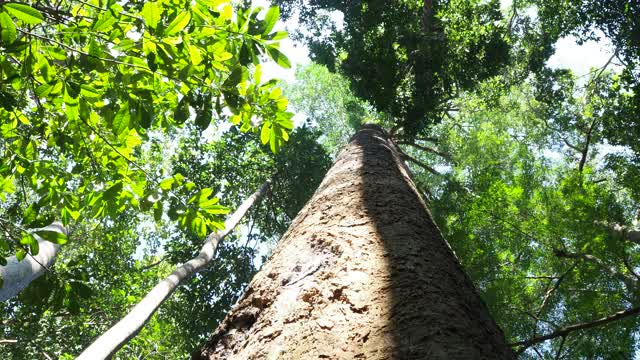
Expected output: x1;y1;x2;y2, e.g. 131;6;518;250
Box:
0;12;17;44
35;82;54;97
153;202;163;221
20;232;35;245
69;281;93;299
113;103;130;136
267;31;288;41
194;94;213;131
35;230;68;245
276;112;294;129
4;3;44;25
159;177;175;190
266;46;291;69
173;95;190;124
192;216;207;238
29;238;39;256
92;11;117;32
16;248;26;261
165;11;191;35
262;6;279;35
80;85;101;99
260;122;271;145
142;2;161;30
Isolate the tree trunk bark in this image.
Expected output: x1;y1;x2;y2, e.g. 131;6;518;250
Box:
194;124;515;359
0;222;66;302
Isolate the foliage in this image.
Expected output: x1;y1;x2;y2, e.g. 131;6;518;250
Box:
273;0;511;137
0;0;293;264
530;0;639;103
420;78;640;358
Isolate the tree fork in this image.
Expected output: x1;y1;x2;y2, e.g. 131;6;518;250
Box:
195;124;514;359
78;180;271;360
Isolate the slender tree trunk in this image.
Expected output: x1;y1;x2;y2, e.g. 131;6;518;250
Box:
78;181;271;360
195;125;515;359
0;222;66;302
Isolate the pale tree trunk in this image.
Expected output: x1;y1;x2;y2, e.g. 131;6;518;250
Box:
78;181;271;360
0;222;66;302
195;125;515;359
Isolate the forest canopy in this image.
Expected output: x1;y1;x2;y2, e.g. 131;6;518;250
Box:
1;0;640;359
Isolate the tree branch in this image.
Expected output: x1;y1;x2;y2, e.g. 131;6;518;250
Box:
511;306;640;349
533;263;578;337
562;138;582;152
400;151;443;176
554;336;567;360
140;258;165;271
397;141;453;162
578;119;598;173
554;250;637;291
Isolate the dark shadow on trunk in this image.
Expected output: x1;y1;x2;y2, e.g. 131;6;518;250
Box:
352;124;514;358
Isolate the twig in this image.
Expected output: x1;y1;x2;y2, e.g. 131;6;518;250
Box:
578;119;598;173
554;250;637;291
511;306;640;349
400;151;443;176
397;140;453;162
554;336;567;360
140;258;165;271
18;30;151;73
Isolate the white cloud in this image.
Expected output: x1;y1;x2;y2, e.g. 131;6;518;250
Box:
547;32;620;78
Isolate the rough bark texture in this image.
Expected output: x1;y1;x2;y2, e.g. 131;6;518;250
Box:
195;125;515;359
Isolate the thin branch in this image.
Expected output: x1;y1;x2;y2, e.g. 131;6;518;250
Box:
554;250;637;291
0;339;18;344
400;151;443;176
533;262;578;336
562;138;582;152
412;136;439;143
511;306;640;349
587;50;618;89
78;117;152;179
397;141;453;162
578;119;598;173
507;0;519;33
554;336;567;360
18;30;151;73
75;0;144;22
526;275;560;280
140;258;165;271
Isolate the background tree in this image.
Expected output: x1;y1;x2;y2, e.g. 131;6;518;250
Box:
273;0;510;137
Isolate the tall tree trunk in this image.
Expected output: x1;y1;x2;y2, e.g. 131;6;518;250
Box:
0;223;66;302
195;124;515;359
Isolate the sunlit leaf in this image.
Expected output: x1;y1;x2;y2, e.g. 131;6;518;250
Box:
4;3;44;25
